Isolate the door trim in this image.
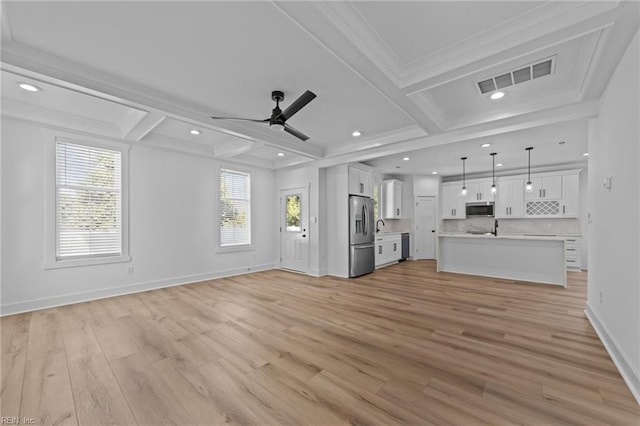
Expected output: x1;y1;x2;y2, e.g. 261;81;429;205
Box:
415;196;436;260
279;186;310;274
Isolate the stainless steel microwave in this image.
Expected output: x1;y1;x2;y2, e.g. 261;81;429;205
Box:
466;202;495;217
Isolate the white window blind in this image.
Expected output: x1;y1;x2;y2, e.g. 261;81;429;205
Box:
56;141;122;259
220;169;251;247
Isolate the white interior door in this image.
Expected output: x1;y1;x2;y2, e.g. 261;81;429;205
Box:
415;196;436;259
280;187;309;273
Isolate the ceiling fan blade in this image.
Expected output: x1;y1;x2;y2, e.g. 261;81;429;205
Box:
211;116;269;123
279;90;316;121
283;123;310;141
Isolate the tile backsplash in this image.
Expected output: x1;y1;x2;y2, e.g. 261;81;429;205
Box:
441;217;580;235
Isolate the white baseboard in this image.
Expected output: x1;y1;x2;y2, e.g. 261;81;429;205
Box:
1;263;275;316
309;267;328;277
585;303;640;406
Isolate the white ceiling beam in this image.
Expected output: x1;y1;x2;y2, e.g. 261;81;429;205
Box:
274;2;442;135
214;138;256;159
402;2;632;95
1;1;14;43
0;43;324;159
312;101;599;169
123;111;166;142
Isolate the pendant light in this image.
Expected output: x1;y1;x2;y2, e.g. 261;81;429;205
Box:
490;152;497;194
460;157;468;196
525;147;533;192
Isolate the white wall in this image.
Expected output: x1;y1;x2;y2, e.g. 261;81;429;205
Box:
275;166;327;276
1;118;276;315
413;175;440;197
325;165;349;277
586;29;640;403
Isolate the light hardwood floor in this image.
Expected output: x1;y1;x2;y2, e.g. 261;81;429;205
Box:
2;260;639;425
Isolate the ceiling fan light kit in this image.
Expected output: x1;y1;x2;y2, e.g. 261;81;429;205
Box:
211;89;316;141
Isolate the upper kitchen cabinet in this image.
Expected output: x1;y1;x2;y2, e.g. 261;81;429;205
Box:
381;179;403;219
441;182;466;219
561;173;580;217
465;178;495;202
524;171;581;217
348;165;373;197
524;175;562;201
495;177;524;218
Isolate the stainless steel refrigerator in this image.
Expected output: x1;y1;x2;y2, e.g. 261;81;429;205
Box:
349;195;375;277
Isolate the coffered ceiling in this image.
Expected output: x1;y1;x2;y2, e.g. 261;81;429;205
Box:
1;1;638;176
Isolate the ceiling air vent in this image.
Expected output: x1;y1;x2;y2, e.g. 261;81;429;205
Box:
476;56;556;95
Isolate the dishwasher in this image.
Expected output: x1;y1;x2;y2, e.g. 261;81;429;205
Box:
400;233;410;261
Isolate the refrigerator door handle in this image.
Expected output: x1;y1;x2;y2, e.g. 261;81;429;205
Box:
362;203;369;235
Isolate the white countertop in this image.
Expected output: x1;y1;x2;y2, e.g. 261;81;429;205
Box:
375;231;409;236
438;232;567;241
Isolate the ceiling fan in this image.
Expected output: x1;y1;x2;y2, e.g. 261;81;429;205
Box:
211;90;316;141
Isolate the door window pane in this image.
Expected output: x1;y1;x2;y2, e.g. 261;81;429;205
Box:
286;194;301;232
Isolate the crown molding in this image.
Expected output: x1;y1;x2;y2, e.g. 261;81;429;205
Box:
138;133;215;158
324;125;425;158
2;98;125;137
445;88;581;131
398;2;617;88
1;2;13;44
310;100;598;170
1;43;325;159
123;111;166;142
273;1;441;134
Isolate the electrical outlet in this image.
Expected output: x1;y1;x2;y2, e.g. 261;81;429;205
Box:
127;266;134;275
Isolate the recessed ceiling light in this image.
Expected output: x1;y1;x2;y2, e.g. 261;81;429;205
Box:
277;152;285;157
189;129;201;135
431;171;438;175
583;152;589;156
403;157;410;161
496;163;503;167
490;91;505;100
352;130;362;137
481;143;491;148
18;82;42;92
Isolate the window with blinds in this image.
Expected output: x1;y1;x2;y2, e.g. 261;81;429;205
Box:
56;141;122;259
220;169;251;247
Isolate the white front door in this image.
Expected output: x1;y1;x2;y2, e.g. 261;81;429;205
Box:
415;196;436;259
280;187;309;273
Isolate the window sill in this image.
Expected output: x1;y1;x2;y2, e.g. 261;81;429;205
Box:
216;245;254;254
44;255;131;270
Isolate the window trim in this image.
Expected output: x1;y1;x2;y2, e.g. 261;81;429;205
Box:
44;130;130;269
217;166;253;253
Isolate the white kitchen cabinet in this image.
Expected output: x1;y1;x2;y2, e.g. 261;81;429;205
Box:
525;175;562;201
495;178;524;218
375;234;402;267
441;182;466;219
381;179;403;218
465;178;495;202
348;165;372;197
561;174;579;217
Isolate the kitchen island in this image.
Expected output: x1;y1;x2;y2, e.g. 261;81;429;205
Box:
438;233;566;287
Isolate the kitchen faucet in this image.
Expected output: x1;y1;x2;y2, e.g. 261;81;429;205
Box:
492;219;499;236
376;219;385;233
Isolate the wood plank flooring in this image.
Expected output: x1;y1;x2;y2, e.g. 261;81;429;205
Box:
2;260;639;425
